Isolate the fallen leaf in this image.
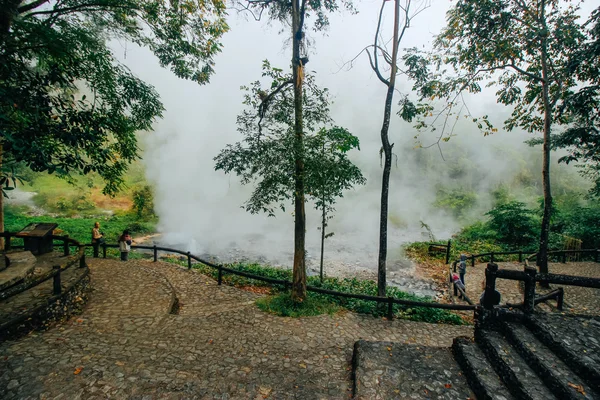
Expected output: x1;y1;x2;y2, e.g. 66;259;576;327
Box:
444;383;452;389
299;363;307;368
74;367;83;375
115;361;125;366
568;382;586;395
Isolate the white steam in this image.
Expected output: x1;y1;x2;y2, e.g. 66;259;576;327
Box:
113;2;588;277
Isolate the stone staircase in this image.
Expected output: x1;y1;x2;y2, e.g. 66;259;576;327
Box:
353;313;600;399
455;313;599;400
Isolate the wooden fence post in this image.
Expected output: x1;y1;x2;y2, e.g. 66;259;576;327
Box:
556;287;564;311
595;249;598;263
79;252;86;268
482;263;498;310
63;235;70;256
471;255;475;267
562;251;567;263
519;251;523;263
187;252;191;270
387;297;394;321
102;243;107;258
5;233;10;251
53;265;62;295
153;245;158;262
490;252;495;263
218;267;223;285
523;265;537;314
445;240;451;264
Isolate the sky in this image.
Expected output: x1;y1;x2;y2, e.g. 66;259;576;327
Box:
111;0;593;273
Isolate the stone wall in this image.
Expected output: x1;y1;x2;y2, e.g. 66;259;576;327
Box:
0;269;90;341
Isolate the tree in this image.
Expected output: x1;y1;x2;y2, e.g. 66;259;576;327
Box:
306;127;365;281
215;62;364;282
486;201;539;250
405;0;592;274
237;0;354;301
0;0;228;246
547;8;600;197
349;0;429;297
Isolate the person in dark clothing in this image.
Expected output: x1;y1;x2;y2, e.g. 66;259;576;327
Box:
458;254;467;286
118;230;132;261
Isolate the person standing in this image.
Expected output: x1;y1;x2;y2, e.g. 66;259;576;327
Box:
91;222;104;258
118;230;132;261
458;254;468;287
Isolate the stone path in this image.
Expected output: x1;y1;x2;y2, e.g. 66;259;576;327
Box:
0;259;472;399
353;341;472;400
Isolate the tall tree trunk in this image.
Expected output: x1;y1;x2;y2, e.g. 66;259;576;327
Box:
377;0;400;298
320;199;325;282
0;144;3;251
291;0;306;301
537;3;552;275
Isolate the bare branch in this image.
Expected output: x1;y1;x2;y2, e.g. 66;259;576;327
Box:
17;0;49;14
256;78;294;135
507;60;544;83
372;0;388;85
23;2;137;18
232;2;265;21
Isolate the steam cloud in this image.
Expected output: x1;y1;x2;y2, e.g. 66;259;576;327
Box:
113;2;588;277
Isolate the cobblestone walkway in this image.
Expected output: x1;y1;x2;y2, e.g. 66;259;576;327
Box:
0;259;472;399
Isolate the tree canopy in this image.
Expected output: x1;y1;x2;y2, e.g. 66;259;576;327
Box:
214;61;365;217
402;0;598;273
0;0;228;195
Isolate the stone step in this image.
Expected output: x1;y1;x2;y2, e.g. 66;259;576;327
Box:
452;336;515;400
476;329;558;400
352;340;472;400
525;314;600;394
502;321;598;400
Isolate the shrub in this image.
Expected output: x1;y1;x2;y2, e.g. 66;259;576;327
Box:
486;201;539;250
132;185;155;219
186;261;464;324
256;292;340;317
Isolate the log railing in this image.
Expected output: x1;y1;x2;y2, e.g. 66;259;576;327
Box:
0;232;87;302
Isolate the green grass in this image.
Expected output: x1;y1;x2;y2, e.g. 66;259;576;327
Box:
175;260;464;324
256;292;341;317
5;206;156;245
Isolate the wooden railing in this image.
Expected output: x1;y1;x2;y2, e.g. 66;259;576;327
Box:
481;262;600;313
0;232;87;302
91;242;477;319
447;246;599;309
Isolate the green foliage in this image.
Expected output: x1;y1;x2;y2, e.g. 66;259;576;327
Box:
0;0;227;196
132;185;155;219
306;127;366;213
4;207;155;244
433;187;478;219
187;261;463;324
551;201;600;249
311;277;463;324
486;201;539;250
256;292;340;317
215;62;365;216
548;9;600;196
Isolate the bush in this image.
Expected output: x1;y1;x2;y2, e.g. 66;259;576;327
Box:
256;292;340;317
186;261;464;324
486;201;539;250
132;185;155;219
434;187;478;219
